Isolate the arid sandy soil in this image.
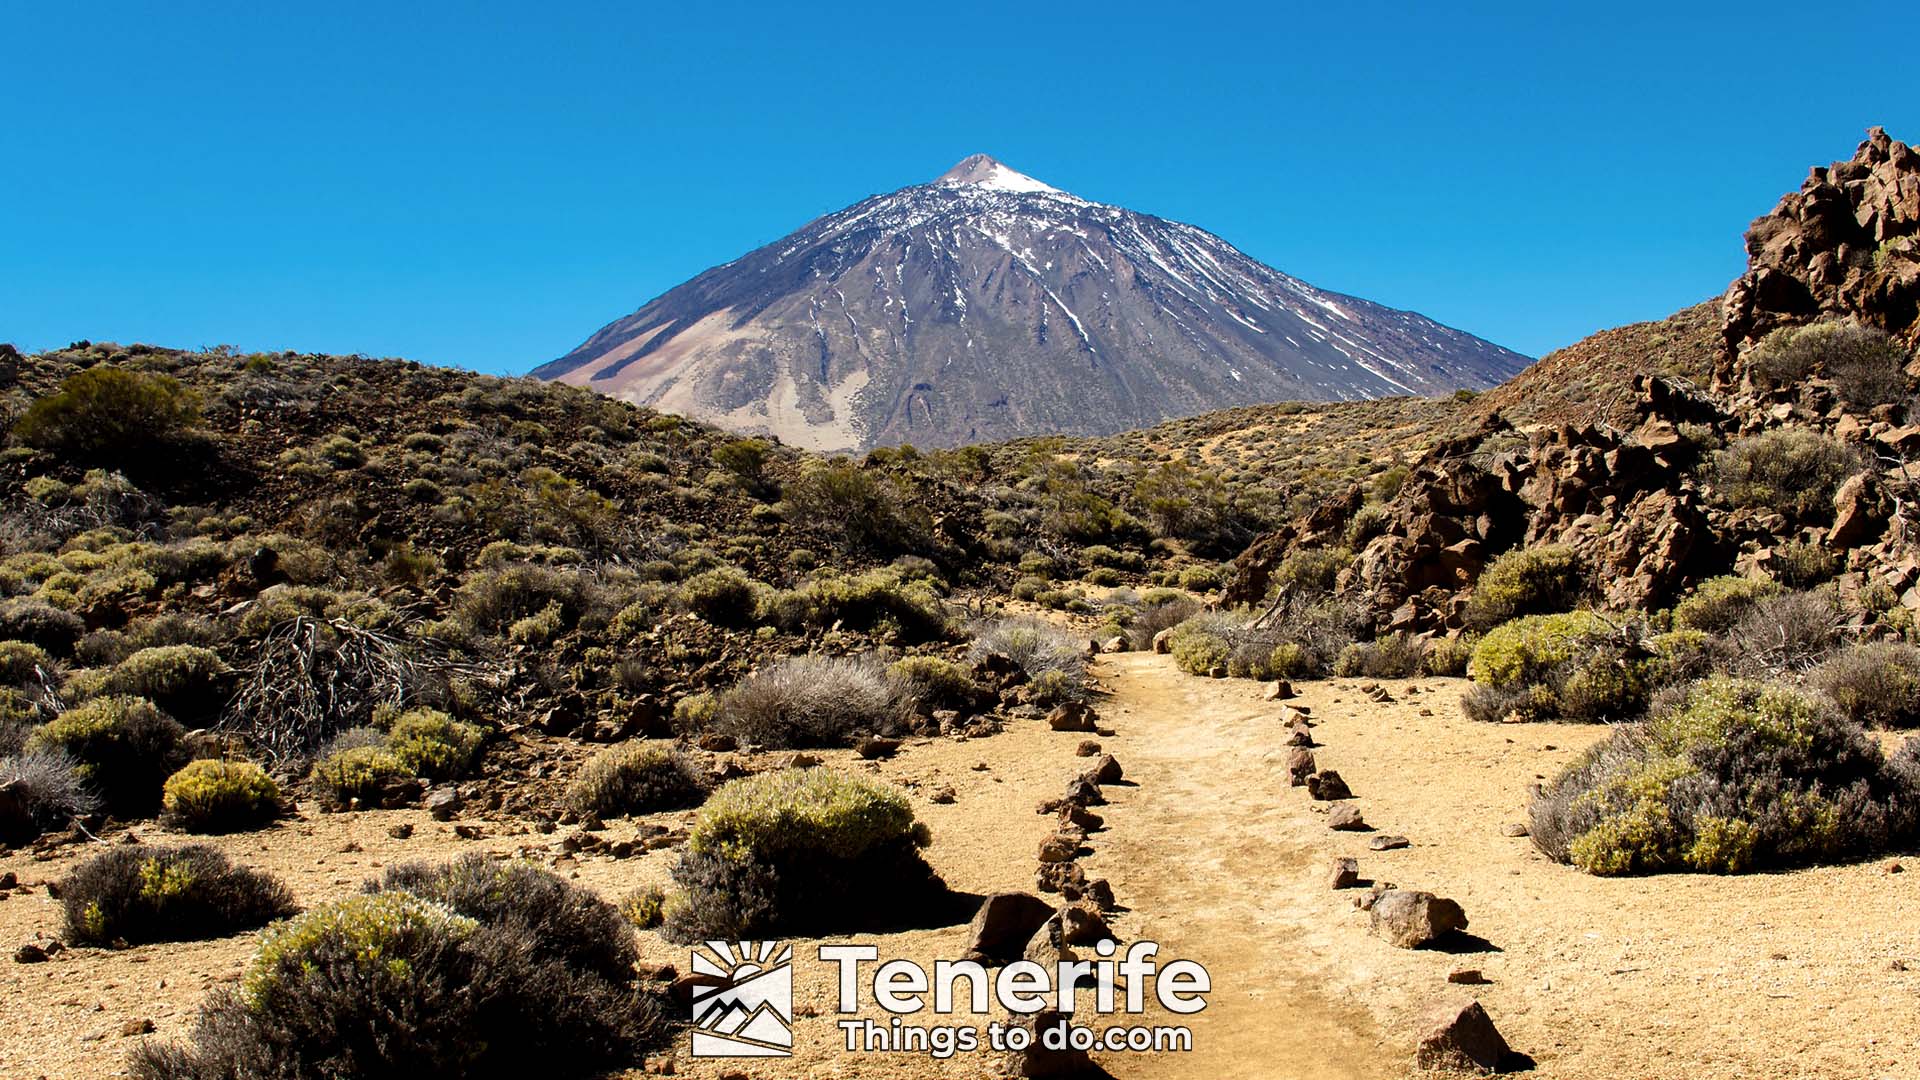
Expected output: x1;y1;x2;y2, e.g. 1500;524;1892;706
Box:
4;654;1916;1079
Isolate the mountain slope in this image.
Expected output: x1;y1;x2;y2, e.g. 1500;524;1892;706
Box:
533;155;1530;451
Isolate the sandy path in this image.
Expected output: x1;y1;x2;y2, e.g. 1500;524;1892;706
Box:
1089;652;1920;1080
1084;652;1391;1079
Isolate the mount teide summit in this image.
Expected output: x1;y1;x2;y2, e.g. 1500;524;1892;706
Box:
534;155;1530;450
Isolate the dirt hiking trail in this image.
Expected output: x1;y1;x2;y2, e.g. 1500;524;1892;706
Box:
1086;652;1390;1080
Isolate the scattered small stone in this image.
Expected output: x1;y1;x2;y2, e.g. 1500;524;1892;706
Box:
0;871;16;890
856;736;901;759
15;942;50;963
1081;878;1116;910
1062;777;1105;806
1075;740;1101;757
928;785;956;805
1283;747;1316;786
1085;754;1123;785
1047;702;1098;732
1448;969;1488;985
1035;860;1086;896
1369;834;1410;851
121;1018;155;1036
1500;822;1529;838
1102;636;1129;654
1286;723;1314;747
695;732;736;752
1306;770;1352;801
1328;804;1367;831
424;787;462;821
1889;862;1905;874
1354;883;1396;911
1037;834;1080;863
1058;803;1102;832
1151;628;1176;654
1328;857;1361;890
452;824;483;840
1264;680;1295;701
387;822;414;839
1279;704;1312;725
784;752;821;769
1415;999;1511;1074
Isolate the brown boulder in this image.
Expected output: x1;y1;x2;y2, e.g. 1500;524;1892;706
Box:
1328;857;1362;890
1369;889;1469;948
1283;747;1316;786
962;892;1055;966
1414;999;1512;1075
1047;702;1097;732
1306;770;1352;801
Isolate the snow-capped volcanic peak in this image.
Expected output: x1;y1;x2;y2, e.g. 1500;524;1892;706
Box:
535;154;1530;452
936;153;1063;195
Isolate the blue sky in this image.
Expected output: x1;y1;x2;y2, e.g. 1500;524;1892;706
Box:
3;1;1915;374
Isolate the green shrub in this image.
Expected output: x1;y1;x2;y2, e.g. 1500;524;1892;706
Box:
15;366;200;459
1274;546;1351;595
782;462;931;554
1168;617;1232;675
1770;539;1841;588
454;563;588;634
663;768;939;941
1422;636;1475;677
619;885;666;929
137;868;662;1080
1531;677;1920;875
1746;320;1911;407
716;655;900;748
1178;564;1222;592
763;568;949;643
671;692;717;731
1465;545;1588;631
564;744;705;818
1672;576;1780;634
0;599;88;655
385;708;484;781
1810;642;1920;728
1712;429;1856;524
367;855;640;984
885;656;979;712
162;760;281;832
95;645;231;723
0;640;54;686
308;744;410;808
62;844;294;944
680;568;757;626
1467;611;1660;723
28;695;186;815
1332;634;1426;678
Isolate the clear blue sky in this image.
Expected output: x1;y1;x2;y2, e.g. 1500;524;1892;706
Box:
4;1;1915;374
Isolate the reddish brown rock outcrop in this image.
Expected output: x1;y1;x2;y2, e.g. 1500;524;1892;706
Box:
1723;126;1920;377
